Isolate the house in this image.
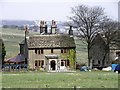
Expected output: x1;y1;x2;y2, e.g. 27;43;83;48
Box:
90;31;120;69
19;20;76;71
90;34;108;68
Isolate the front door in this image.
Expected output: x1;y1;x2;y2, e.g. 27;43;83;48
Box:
50;60;56;70
49;59;57;71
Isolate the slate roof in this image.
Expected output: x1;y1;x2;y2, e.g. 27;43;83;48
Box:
20;34;76;49
100;31;120;50
7;54;25;63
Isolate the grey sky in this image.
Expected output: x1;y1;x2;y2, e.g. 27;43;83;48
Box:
1;0;119;21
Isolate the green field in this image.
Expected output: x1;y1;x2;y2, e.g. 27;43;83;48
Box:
2;71;118;88
1;28;88;64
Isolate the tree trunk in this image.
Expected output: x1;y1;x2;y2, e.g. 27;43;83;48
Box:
107;46;110;66
88;42;92;68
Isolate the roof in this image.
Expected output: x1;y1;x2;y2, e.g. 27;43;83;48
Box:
7;54;25;63
109;31;120;50
20;34;76;49
99;31;120;50
45;55;58;59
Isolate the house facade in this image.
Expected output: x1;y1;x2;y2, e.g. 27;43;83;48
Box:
19;20;76;71
90;32;120;68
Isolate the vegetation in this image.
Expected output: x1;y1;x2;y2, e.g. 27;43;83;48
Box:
1;28;38;59
2;71;118;88
68;5;119;68
99;19;119;65
68;49;76;69
0;38;6;64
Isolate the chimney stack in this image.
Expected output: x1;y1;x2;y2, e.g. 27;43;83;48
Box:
40;20;48;34
69;26;73;35
51;20;57;34
25;25;29;39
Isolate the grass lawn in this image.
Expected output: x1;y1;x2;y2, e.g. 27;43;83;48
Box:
2;71;118;88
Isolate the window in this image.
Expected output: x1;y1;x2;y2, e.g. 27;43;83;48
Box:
35;60;44;68
61;60;69;67
61;49;67;53
35;49;44;54
61;61;64;66
61;49;63;53
35;49;37;54
51;49;53;53
64;49;67;53
67;60;70;66
98;60;100;64
38;50;40;54
35;61;38;67
41;49;43;54
39;60;41;66
41;60;44;68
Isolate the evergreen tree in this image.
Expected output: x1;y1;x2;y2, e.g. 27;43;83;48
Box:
0;39;6;65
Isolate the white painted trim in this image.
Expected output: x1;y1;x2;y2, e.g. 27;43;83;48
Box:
49;59;57;71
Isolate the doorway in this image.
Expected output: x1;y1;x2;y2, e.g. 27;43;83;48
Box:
50;60;56;70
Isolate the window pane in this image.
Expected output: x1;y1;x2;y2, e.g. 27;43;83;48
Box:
41;49;44;54
64;49;67;53
67;60;69;66
35;61;37;67
35;49;37;54
38;50;40;54
42;60;44;68
51;49;53;53
39;60;41;66
61;49;63;53
61;61;64;66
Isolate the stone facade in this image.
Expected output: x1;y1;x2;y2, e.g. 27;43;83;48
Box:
90;32;120;68
19;23;76;71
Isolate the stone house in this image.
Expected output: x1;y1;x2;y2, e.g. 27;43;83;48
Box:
19;20;76;71
90;31;120;68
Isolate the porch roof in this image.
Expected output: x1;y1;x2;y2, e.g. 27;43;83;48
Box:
45;55;58;59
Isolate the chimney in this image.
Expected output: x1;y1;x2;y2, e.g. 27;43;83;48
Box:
40;21;43;34
69;26;73;35
51;20;57;34
45;22;48;34
25;25;29;39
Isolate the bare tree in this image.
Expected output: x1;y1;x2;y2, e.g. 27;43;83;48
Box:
69;5;107;68
99;19;119;65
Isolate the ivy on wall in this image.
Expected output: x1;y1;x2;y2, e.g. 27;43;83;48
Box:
60;49;76;69
68;49;76;69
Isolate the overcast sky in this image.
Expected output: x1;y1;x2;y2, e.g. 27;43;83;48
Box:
0;0;119;21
